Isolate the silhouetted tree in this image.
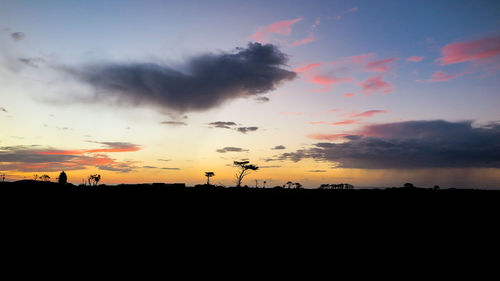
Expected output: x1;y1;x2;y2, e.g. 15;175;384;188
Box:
433;185;440;190
286;181;293;189
88;174;101;186
263;181;266;188
1;173;5;182
40;174;50;182
233;161;259;187
58;171;67;185
33;174;39;181
295;182;302;189
404;182;415;188
205;172;215;185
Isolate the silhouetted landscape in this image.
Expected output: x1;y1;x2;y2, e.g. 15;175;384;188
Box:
2;179;499;250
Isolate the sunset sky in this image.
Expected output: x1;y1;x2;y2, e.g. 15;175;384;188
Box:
1;0;499;188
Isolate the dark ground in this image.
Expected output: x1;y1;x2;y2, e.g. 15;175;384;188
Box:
1;180;499;257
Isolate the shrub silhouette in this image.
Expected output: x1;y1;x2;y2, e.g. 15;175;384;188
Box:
58;171;67;185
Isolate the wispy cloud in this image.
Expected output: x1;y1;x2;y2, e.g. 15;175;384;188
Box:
426;70;462;82
251;17;302;43
160;121;187;126
365;58;398;72
216;147;249;153
10;32;25;41
407;56;424;62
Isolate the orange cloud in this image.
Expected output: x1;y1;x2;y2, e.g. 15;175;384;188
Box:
344;93;355;98
437;35;500;65
351;110;388;118
331;119;359;126
251;17;302;43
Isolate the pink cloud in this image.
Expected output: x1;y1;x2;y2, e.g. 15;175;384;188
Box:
290;35;315;47
437;35;500;65
365;58;398;72
309;121;327;125
407;56;424;62
327;109;341;113
310;75;353;92
360;76;394;95
307;133;350;141
251;17;302;43
294;62;322;73
332;53;375;65
351;110;388;118
427;70;462;82
331;119;359;126
344;93;355;98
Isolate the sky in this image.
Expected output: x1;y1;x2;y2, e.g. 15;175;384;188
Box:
1;0;499;188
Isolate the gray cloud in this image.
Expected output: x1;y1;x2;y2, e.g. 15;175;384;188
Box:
272;145;286;150
10;32;25;41
161;167;180;170
255;96;270;103
209;121;237;129
62;42;296;112
0;107;7;113
237;126;259;133
160;121;187;126
216;147;249;153
307;170;327;172
18;57;44;68
280;120;500;169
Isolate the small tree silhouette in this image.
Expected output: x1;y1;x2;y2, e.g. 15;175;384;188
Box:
404;182;415;188
233;161;259;187
205;172;215;185
58;171;67;185
295;182;302;189
286;181;293;189
88;174;101;186
263;181;266;188
1;173;5;182
40;174;50;182
33;174;39;181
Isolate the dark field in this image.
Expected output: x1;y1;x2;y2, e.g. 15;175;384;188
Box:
1;181;499;254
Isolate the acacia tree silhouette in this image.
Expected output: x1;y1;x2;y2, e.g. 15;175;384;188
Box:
233;161;259;187
40;174;50;182
205;172;215;185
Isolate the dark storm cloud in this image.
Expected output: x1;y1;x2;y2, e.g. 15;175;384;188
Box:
216;147;249;153
236;126;259;133
160;121;188;126
63;43;296;112
208;121;237;129
10;32;25;41
279;120;500;169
